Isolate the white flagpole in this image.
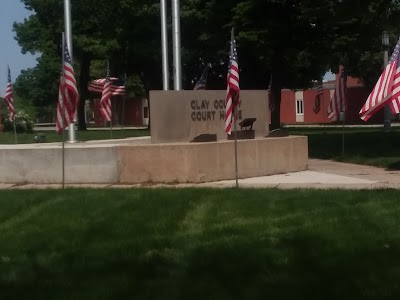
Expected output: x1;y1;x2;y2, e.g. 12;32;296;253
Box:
160;0;169;90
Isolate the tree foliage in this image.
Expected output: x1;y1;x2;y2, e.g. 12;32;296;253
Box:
13;0;400;129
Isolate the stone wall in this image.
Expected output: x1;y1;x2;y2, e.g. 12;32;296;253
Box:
150;90;269;143
0;136;307;184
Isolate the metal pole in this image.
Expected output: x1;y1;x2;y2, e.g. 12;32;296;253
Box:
64;0;77;142
61;32;66;189
13;120;17;144
231;28;238;188
383;49;391;132
342;110;345;156
160;0;169;90
172;0;182;90
233;113;239;188
121;73;127;131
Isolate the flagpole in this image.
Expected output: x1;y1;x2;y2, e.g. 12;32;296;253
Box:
233;112;239;188
321;82;326;134
61;32;66;189
7;65;17;144
64;0;77;143
121;95;125;132
231;28;239;188
106;61;113;139
13;119;17;144
110;118;113;139
121;74;127;132
342;110;345;156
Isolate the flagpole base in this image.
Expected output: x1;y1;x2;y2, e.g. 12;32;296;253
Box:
67;123;77;143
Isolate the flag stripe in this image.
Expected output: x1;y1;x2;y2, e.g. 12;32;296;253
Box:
56;41;79;134
328;66;347;120
360;38;400;121
88;77;126;95
225;30;240;135
4;67;15;121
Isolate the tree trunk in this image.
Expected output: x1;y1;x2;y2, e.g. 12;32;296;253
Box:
270;66;282;130
78;55;91;130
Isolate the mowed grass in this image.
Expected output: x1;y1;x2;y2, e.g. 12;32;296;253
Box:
1;188;400;299
289;126;400;169
0;128;150;144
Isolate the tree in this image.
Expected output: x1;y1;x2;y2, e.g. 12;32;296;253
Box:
180;0;399;129
14;0;157;130
13;0;400;131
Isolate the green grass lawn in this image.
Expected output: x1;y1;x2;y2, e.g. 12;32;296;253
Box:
289;126;400;169
1;188;400;299
0;128;150;144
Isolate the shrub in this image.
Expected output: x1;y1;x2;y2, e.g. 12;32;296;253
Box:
2;110;34;133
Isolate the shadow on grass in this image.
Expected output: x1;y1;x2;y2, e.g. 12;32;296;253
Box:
386;160;400;170
290;128;400;169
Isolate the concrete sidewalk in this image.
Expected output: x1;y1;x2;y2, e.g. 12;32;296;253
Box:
1;159;400;190
197;159;400;189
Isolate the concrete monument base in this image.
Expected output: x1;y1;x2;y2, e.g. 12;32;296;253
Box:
0;136;307;184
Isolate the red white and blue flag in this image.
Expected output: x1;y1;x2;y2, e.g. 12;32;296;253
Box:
328;66;347;120
100;65;112;122
88;77;126;95
194;64;210;90
4;66;15;121
56;41;79;134
225;29;240;134
360;38;400;120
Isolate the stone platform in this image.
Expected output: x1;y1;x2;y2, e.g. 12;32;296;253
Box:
0;136;307;184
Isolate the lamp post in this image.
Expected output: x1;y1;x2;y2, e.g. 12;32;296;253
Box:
382;31;391;132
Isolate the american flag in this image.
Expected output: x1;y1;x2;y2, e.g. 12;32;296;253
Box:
88;77;126;95
4;66;15;121
360;38;400;120
313;78;324;114
100;65;112;122
328;66;347;120
194;65;210;90
268;74;275;111
56;42;79;134
225;29;240;134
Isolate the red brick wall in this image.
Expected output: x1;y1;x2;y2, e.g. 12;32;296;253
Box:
94;97;144;127
280;86;385;125
280;90;296;124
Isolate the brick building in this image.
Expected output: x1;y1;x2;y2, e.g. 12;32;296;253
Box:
91;97;148;127
280;73;386;125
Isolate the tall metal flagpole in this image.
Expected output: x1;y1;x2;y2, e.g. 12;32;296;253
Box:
160;0;169;90
61;33;66;189
64;0;77;143
172;0;182;90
